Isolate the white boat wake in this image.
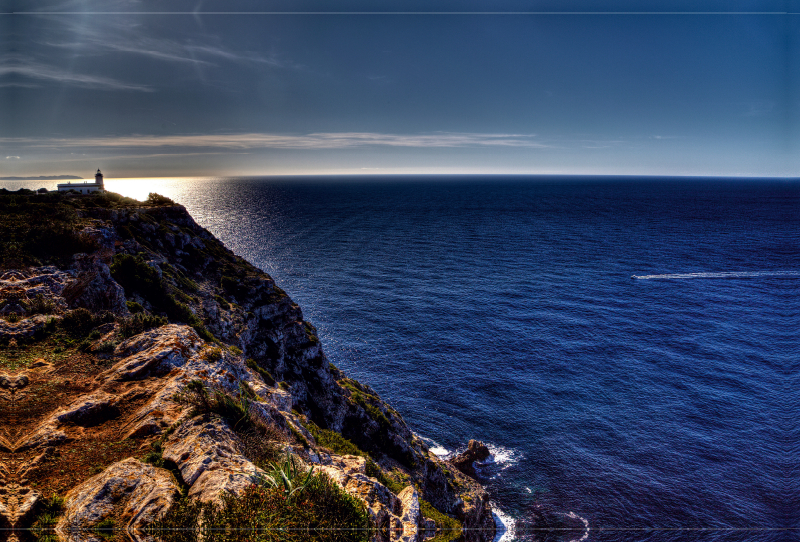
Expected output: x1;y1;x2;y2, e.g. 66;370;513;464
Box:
632;271;800;280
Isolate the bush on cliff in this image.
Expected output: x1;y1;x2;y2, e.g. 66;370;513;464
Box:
150;471;371;542
174;379;282;466
110;253;214;341
146;192;175;206
59;308;114;337
118;312;168;338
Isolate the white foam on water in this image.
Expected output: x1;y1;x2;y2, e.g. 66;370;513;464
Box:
564;512;590;542
491;504;516;542
632;270;800;280
476;443;520;475
416;434;452;459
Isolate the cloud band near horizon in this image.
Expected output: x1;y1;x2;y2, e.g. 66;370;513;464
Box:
2;132;551;150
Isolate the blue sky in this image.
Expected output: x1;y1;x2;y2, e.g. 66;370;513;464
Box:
1;0;797;178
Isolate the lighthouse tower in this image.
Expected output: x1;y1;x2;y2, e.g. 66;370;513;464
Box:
95;169;104;190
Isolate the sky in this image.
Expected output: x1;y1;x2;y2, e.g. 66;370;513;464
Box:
1;0;797;178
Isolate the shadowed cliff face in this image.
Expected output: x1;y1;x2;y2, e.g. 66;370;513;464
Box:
0;192;494;542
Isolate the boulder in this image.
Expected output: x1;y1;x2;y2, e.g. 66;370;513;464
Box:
449;440;490;478
104;325;202;381
56;391;119;427
56;458;179;534
162;415;265;505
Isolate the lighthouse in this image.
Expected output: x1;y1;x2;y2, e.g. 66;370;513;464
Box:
56;169;106;194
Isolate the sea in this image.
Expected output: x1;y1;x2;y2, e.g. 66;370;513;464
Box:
5;176;798;542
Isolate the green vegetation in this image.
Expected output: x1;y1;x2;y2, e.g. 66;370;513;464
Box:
419;500;463;542
303;419;367;458
260;451;315;501
110;253;214;341
146;192;175;206
150;468;371;542
247;358;276;385
174;379;252;430
126;300;144;313
94;517;116;535
0;190;140;268
365;459;406;494
339;378;415;468
214;294;231;310
118;312;168;338
200;346;223;362
59;308;114;337
31;494;66;537
304;322;319;345
174;379;282;467
27;293;57;315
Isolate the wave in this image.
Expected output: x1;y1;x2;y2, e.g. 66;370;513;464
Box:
417;434;452;458
631;271;800;280
476;443;521;475
564;512;590;542
492;505;516;542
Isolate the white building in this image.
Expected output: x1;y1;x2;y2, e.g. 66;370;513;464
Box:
57;169;105;194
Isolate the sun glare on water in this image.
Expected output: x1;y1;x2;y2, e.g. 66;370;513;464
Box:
103;177;204;203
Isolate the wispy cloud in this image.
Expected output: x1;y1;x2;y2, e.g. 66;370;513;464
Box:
5;132;550;150
0;57;153;91
42;17;287;68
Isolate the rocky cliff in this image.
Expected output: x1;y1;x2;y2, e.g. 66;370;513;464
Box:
0;191;495;542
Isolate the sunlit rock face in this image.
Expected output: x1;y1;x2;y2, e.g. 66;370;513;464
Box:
0;197;494;542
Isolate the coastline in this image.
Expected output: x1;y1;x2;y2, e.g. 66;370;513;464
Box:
0;190;496;541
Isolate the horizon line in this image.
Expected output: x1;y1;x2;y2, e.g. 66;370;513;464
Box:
5;173;797;181
4;12;797;16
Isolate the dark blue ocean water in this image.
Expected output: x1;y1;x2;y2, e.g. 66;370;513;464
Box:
9;176;800;541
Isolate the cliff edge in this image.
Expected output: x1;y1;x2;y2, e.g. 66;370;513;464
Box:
0;191;495;542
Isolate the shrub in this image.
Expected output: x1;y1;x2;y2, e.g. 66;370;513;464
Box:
174;380;253;431
126;300;144;313
365;460;406;494
419;500;462;542
150;469;371;542
146;193;175;206
27;293;56;314
31;494;66;535
214;295;231;310
118;312;168;338
260;451;315;501
200;346;223;362
59;308;113;337
111;254;214;339
247;358;276;386
304;420;367;458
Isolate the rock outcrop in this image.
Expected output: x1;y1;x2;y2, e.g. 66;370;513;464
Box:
0;195;495;542
451;439;491;478
56;458;179;534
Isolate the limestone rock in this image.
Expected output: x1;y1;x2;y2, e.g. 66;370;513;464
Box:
63;256;127;315
16;422;68;451
56;458;178;534
56;391;119;427
104;325;202;381
162;415;265;504
396;486;423;542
